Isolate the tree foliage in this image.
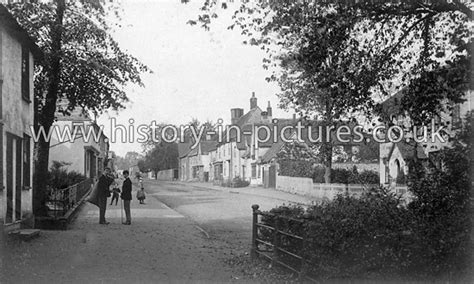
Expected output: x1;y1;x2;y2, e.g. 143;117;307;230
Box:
8;1;149;117
141;142;179;177
185;0;472;182
7;1;150;215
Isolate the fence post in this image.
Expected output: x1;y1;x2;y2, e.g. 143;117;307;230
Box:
299;212;310;281
272;211;281;267
251;204;260;259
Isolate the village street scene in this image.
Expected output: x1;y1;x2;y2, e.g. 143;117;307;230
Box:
1;0;473;283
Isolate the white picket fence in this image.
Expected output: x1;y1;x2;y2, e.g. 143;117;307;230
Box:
276;175;379;200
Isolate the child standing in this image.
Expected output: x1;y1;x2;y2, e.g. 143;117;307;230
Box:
137;178;146;204
110;183;121;206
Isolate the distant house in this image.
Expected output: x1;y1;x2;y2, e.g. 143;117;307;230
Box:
378;89;474;190
178;142;191;181
0;4;42;227
49;101;110;180
187;141;217;182
209;92;288;185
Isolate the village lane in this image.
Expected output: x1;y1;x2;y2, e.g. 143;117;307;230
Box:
141;179;318;252
1;182;265;284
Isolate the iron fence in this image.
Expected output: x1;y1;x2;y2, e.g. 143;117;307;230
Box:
251;204;316;282
47;178;93;218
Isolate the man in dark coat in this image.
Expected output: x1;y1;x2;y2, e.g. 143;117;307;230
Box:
121;170;132;225
98;167;114;224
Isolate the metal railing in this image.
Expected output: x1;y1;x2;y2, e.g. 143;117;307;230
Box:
251;204;316;282
47;178;93;218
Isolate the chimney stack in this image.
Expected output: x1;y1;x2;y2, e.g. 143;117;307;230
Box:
250;92;258;109
231;108;244;125
267;101;272;118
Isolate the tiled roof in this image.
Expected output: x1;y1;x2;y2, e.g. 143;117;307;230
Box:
390;140;428;160
260;140;285;163
377;89;405;121
178;142;192;158
201;141;218;154
259;119;378;163
219;107;263;145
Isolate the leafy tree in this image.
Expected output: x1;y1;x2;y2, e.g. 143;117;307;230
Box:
185;1;472;183
115;151;144;171
7;1;149;215
142;142;179;179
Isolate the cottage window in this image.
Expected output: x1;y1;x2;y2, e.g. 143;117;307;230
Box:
21;46;30;102
23;135;31;187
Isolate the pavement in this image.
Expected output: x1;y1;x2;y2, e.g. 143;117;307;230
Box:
1;182;260;284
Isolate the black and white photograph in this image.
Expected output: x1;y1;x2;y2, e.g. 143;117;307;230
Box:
0;0;473;283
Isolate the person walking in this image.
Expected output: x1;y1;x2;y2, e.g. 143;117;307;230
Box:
121;170;132;225
98;167;114;225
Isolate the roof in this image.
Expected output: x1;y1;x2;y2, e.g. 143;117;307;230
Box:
219;106;263;146
201;141;218;154
389;140;428;161
0;5;43;59
178;142;192;158
259;119;378;164
377;89;405;121
260;140;285;163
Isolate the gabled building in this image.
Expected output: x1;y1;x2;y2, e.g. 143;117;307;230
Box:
211;92;269;184
0;4;42;227
188;141;217;182
49;101;110;180
378;89;474;189
178;142;191;181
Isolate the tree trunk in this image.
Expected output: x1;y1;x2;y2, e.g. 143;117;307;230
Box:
33;0;65;216
323;101;333;184
323;141;333;184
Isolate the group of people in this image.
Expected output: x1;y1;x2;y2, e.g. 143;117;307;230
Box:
96;167;145;225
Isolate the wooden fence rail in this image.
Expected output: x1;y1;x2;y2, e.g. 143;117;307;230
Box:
251;204;316;282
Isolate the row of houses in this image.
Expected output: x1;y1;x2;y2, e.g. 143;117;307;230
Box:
178;88;473;190
178;93;380;187
0;5;111;228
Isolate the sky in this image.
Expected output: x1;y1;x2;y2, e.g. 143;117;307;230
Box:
97;0;290;157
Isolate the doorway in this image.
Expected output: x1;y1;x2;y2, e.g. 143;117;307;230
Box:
5;133;22;224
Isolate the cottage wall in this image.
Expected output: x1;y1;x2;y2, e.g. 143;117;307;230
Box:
1;26;35;223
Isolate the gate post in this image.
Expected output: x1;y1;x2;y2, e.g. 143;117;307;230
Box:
299;212;311;281
251;204;259;259
272;213;281;267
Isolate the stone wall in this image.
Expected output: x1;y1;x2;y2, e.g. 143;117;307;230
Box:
155;169;176;181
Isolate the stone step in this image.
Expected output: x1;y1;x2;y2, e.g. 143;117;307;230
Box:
9;229;41;241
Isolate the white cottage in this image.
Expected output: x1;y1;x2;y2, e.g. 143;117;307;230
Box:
0;5;42;228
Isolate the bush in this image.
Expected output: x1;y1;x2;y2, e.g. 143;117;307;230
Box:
260;188;413;278
406;142;470;274
48;161;87;190
278;159;313;178
221;176;250;188
312;166;379;185
260;142;470;279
